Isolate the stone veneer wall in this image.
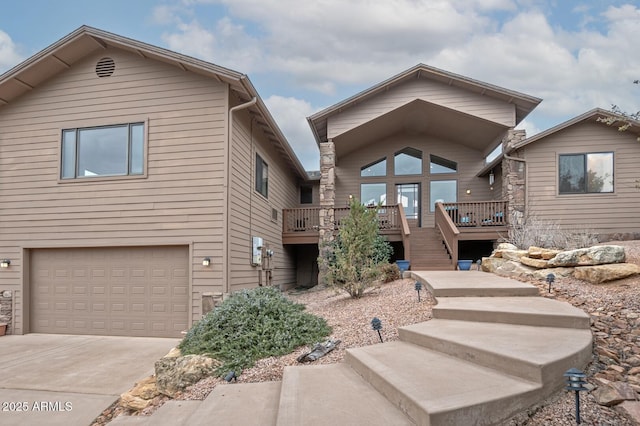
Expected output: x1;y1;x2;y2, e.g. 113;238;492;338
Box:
502;129;527;225
0;290;12;334
318;140;336;285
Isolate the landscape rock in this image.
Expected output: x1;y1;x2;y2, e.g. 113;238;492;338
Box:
500;250;529;262
495;243;518;252
593;381;637;406
528;246;562;260
155;354;221;398
617;401;640;424
120;376;159;411
548;245;626;267
481;256;507;273
531;268;575;280
573;263;640;284
519;256;549;269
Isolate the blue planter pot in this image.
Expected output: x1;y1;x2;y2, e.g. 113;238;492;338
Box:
396;260;410;273
457;260;473;271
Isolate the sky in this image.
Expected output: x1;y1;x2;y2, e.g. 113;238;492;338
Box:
1;0;639;171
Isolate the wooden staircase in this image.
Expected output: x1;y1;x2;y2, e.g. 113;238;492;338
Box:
408;227;453;270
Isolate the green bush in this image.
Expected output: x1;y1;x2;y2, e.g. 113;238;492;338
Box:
179;287;331;375
319;199;394;298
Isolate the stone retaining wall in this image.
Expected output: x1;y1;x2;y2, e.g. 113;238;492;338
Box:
0;290;12;334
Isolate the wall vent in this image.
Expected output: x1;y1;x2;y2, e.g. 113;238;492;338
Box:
95;57;116;78
271;208;278;222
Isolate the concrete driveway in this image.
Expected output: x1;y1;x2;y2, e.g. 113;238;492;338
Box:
0;334;179;426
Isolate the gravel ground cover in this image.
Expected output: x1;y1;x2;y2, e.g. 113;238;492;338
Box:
101;240;640;425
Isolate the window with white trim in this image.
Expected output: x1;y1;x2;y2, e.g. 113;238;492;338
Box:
61;123;144;179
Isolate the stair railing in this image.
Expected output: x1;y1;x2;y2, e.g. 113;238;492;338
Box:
435;201;459;270
397;202;411;261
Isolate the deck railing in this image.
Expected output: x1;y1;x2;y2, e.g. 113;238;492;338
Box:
441;200;508;228
283;205;402;235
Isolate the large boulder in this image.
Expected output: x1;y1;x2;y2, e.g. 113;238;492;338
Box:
120;375;159;411
481;256;507;273
520;256;549;269
531;267;575;280
548;245;625;267
528;246;562;260
573;263;640;284
500;250;529;262
155;354;221;398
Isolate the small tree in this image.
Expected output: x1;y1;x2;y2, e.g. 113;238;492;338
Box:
322;199;391;298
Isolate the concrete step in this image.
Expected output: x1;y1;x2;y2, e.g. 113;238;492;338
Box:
399;319;593;389
108;414;149;425
411;270;539;297
346;341;542;426
186;381;281;426
146;400;201;425
276;364;412;426
433;296;591;328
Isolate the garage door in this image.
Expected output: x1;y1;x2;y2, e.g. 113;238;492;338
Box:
30;246;189;338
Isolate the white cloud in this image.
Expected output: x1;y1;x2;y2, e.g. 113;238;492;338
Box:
264;95;320;170
155;1;640;169
0;30;22;73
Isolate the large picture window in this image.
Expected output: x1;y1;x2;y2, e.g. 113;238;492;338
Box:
255;153;269;198
559;153;613;194
430;180;457;212
361;183;386;206
61;123;144;179
394;147;422;175
361;158;386;177
430;154;457;174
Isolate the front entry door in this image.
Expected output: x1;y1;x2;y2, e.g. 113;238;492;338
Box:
396;183;420;227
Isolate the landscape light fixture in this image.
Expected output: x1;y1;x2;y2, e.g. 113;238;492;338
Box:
224;371;237;383
546;273;555;293
564;368;588;424
202;257;211;267
414;280;422;302
0;259;10;268
371;317;383;343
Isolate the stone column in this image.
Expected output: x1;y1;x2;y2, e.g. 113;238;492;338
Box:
502;130;527;225
318;140;336;285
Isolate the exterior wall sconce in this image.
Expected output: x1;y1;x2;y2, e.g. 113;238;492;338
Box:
0;259;10;268
202;257;211;267
489;171;495;186
466;189;471;195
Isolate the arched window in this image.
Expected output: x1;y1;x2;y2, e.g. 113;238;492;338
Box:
394;147;422;175
360;158;386;177
430;154;457;174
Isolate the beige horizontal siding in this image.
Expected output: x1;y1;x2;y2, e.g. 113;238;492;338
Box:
523;121;640;237
0;47;233;332
327;78;515;139
227;103;298;292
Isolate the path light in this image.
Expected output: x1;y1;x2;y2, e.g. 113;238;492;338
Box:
224;371;237;382
564;368;588;424
414;281;422;302
371;317;383;343
546;273;555;293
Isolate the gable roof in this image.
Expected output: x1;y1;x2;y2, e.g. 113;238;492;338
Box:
0;25;307;179
511;107;640;151
307;63;542;144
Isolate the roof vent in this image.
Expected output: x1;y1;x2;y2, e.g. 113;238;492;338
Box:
95;57;115;78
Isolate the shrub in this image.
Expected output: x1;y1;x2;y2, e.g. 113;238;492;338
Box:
379;262;400;283
178;287;331;375
504;212;599;250
319;199;393;298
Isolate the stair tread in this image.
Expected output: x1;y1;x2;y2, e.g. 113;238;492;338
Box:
400;319;593;384
276;364;412;426
347;341;540;424
433;296;591;328
412;271;539;297
188;381;281;426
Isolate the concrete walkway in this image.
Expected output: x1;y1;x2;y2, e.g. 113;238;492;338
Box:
110;271;593;426
0;334;178;426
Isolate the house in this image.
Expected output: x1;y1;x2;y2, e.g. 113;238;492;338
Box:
2;27;636;338
284;64;543;276
0;26;308;337
498;108;640;242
